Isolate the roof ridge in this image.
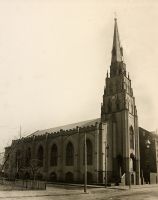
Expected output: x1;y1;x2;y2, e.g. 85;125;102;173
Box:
26;118;101;137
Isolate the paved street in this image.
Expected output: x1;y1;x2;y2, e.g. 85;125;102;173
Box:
0;184;158;199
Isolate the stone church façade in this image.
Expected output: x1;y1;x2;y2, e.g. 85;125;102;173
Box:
4;19;156;185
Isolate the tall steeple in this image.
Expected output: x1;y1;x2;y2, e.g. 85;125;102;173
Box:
101;18;140;186
110;18;126;77
111;18;123;63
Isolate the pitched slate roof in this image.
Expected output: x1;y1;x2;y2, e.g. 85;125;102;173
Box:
27;118;101;137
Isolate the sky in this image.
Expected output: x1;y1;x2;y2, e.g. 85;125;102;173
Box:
0;0;158;152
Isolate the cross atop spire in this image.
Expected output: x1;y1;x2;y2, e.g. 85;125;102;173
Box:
111;18;123;63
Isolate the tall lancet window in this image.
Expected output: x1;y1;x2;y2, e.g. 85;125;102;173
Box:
109;83;113;94
83;139;93;165
108;99;112;112
37;145;44;167
87;139;93;165
66;142;74;166
116;98;120;110
25;148;31;166
130;126;134;149
50;144;58;166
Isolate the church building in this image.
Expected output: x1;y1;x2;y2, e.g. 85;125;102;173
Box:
3;19;143;185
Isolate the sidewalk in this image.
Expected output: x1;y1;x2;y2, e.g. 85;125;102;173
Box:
47;182;158;190
0;183;158;200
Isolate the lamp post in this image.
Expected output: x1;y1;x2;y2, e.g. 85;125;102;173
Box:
84;132;87;193
105;142;109;188
145;139;151;184
129;169;131;189
146;139;151;149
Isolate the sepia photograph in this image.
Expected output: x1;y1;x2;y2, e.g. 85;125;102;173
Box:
0;0;158;199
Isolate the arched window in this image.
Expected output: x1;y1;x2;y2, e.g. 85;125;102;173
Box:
37;145;44;167
125;98;129;110
87;139;93;165
108;99;112;112
25;148;31;166
109;83;113;93
50;144;58;166
83;139;93;165
130;153;136;172
15;150;22;170
124;82;127;90
66;142;74;166
49;172;57;182
130;126;134;149
131;104;134;114
65;172;74;182
116;98;120;110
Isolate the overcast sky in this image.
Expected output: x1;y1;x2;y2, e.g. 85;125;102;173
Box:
0;0;158;152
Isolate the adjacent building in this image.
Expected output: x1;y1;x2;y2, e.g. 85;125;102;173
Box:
139;127;158;184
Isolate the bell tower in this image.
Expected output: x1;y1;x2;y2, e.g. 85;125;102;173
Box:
101;18;140;185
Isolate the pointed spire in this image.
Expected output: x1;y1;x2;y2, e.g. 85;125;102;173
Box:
111;18;123;63
106;70;109;78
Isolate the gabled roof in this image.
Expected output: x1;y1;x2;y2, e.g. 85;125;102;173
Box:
27;118;101;137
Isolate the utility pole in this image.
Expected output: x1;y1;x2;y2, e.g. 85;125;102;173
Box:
84;132;87;193
105;141;108;187
129;170;131;189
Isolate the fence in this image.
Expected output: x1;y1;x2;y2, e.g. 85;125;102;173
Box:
0;178;46;190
